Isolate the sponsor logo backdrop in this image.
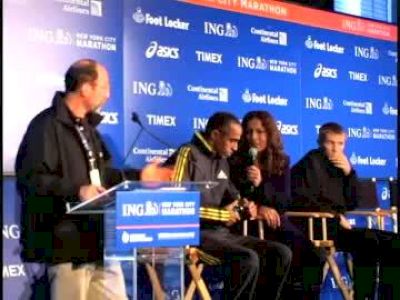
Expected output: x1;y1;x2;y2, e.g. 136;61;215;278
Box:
124;0;397;176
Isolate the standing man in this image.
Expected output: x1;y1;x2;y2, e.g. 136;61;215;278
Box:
290;122;400;299
163;112;292;300
15;59;135;299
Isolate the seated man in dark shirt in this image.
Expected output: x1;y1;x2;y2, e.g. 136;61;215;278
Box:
290;122;400;300
158;112;292;300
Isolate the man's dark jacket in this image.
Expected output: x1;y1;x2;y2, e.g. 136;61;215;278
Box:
164;131;240;210
15;92;135;263
290;148;359;214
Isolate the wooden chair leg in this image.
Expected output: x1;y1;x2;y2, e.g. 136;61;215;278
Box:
184;263;211;300
325;251;353;300
346;253;354;279
145;263;165;300
184;264;204;300
322;260;330;284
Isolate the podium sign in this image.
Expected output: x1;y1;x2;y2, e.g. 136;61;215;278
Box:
66;180;215;300
115;189;200;249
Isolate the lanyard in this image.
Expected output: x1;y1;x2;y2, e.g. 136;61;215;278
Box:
74;123;102;186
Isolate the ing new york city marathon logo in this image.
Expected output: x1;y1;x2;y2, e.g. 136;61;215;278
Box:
204;21;239;38
237;56;268;70
133;80;173;97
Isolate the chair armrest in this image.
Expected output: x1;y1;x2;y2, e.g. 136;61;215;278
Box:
347;206;397;216
285;211;336;242
186;247;221;265
346;207;397;230
284;211;335;219
346;210;380;217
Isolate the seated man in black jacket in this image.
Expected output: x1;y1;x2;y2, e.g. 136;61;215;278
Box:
290;122;400;299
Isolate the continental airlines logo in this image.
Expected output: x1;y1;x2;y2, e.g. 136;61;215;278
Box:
276;121;299;136
237;56;268;70
132;147;175;163
305;36;345;54
350;152;387;166
132;7;190;31
145;41;180;59
242;89;288;106
132;80;173;97
313;64;338;79
354;46;379;60
187;85;229;102
204;22;238;38
342;100;373;115
195;50;223;64
305;96;333;110
56;0;103;17
382;103;397;116
250;27;287;46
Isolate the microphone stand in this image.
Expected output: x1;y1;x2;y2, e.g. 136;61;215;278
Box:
132;112;173;148
120;127;143;182
140;125;173;149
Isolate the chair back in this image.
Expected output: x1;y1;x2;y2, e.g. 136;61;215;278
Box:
356;179;379;209
346;178;397;232
389;179;398;207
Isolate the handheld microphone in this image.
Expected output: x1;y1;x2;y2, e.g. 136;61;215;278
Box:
245;147;261;235
235;148;258;222
249;147;258;165
131;112;173;148
248;147;258;193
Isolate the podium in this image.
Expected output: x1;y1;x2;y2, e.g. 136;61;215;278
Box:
66;180;218;300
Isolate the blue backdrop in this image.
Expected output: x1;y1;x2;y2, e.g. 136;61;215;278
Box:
122;0;397;176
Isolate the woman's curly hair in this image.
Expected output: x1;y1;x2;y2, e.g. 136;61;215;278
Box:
240;110;288;176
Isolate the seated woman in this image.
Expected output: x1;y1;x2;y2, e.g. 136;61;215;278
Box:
229;110;321;299
229;110;290;234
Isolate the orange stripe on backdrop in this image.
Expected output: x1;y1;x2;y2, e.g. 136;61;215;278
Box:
180;0;397;42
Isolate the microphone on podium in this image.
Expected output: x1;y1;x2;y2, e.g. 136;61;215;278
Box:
131;112;143;127
119;113;146;182
131;112;173;148
120;112;173;182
